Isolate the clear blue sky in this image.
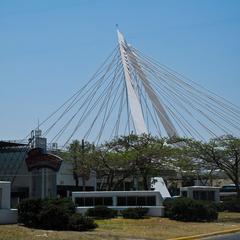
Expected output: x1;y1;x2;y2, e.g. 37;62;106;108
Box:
1;0;240;140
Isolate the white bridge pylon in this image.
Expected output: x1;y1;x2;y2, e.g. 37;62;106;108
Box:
117;29;178;138
36;29;240;145
117;30;147;135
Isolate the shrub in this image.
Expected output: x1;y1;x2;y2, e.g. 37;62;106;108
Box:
86;206;117;219
211;202;225;212
163;197;218;222
213;198;240;212
68;213;97;231
18;198;97;231
38;205;70;230
163;197;175;218
121;208;148;219
43;198;75;216
222;198;240;212
18;199;43;227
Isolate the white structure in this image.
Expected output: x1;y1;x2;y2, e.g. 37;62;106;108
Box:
117;30;147;134
0;181;17;224
151;177;171;198
117;29;178;137
72;190;165;216
180;186;220;202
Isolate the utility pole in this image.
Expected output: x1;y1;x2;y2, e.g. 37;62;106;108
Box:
81;139;86;191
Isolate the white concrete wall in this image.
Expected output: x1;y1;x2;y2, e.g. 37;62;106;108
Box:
147;207;165;216
0;209;17;224
0;181;18;224
0;182;11;209
73;191;165;216
180;186;220;202
72;190;163;206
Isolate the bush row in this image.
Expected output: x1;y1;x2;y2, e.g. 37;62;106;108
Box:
18;198;97;231
163;197;218;222
86;206;148;219
19;197;223;229
215;198;240;212
86;206;118;219
121;207;148;219
18;199;149;231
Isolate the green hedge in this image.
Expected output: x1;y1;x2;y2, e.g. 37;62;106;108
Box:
18;198;97;231
18;199;43;228
221;198;240;212
68;213;97;231
162;197;174;218
163;197;218;222
121;208;148;219
211;197;240;212
86;206;117;219
38;205;69;230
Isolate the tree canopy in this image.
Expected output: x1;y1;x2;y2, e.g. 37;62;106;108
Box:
59;134;240;196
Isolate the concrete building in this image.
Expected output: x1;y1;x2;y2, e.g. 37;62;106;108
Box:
180;186;220;202
71;177;170;216
0;130;96;206
72;190;165;217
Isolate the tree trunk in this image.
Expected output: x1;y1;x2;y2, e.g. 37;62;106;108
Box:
106;174;114;191
74;173;79;187
143;176;149;190
82;177;86;191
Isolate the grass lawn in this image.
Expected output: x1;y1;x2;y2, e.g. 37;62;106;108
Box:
0;212;240;240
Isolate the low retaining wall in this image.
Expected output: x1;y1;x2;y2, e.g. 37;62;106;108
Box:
0;209;18;224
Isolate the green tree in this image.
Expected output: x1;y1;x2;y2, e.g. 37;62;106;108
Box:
185;135;240;198
90;141;136;191
96;134;173;190
68;139;94;190
167;137;216;187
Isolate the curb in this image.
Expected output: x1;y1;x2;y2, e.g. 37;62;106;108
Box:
167;227;240;240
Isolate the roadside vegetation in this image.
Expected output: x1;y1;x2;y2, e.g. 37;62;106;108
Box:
14;133;240;237
163;197;218;222
18;198;97;231
60;133;240;198
1;212;240;240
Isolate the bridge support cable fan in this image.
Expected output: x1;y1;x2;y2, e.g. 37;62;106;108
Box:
31;31;240;147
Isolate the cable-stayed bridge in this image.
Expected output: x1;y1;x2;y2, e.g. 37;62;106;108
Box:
33;29;240;147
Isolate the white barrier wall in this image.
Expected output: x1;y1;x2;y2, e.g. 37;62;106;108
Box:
72;191;165;216
180;186;220;202
0;181;17;224
0;181;11;209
